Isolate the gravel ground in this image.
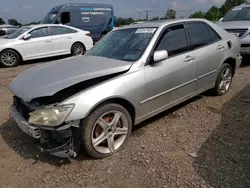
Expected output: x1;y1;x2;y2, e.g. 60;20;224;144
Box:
1;57;250;188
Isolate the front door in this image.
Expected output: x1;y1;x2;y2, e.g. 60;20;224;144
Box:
142;24;197;114
22;27;53;60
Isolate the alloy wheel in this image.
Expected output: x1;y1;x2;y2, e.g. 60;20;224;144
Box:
91;110;129;154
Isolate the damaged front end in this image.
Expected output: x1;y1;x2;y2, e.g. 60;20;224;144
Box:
12;95;82;159
37;122;82;158
11;72;127;158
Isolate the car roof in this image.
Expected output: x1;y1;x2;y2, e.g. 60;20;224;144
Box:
24;24;77;29
118;18;210;29
235;3;250;8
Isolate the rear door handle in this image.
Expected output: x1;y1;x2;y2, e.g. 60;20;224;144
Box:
217;44;224;50
66;37;72;39
184;55;195;62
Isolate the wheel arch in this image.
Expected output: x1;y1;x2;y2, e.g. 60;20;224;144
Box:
0;48;23;61
71;42;86;52
221;57;236;76
85;97;136;125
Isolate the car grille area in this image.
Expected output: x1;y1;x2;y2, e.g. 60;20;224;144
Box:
13;96;32;120
225;29;248;37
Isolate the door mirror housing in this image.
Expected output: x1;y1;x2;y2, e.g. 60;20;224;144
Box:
153;50;169;63
23;33;31;40
219;17;223;22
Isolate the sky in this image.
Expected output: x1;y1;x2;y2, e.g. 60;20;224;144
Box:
0;0;229;23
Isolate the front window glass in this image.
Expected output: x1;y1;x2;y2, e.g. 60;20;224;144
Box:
223;7;250;22
5;27;31;39
29;27;49;38
87;28;157;61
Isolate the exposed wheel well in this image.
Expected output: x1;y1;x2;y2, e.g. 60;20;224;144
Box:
88;98;136;125
223;57;236;76
0;48;23;61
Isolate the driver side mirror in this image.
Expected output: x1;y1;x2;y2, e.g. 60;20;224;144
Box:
219;17;223;22
153;50;169;63
23;33;31;40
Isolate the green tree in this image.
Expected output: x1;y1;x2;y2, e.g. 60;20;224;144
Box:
8;19;22;26
0;18;5;25
189;0;248;21
189;11;205;18
114;17;135;27
205;6;219;21
151;16;160;21
165;9;176;19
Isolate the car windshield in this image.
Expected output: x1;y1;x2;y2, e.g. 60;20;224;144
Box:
86;28;157;61
5;27;31;39
41;11;58;24
223;7;250;22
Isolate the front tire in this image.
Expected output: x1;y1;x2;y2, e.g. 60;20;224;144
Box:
71;43;85;56
211;63;233;96
0;50;20;67
82;103;132;159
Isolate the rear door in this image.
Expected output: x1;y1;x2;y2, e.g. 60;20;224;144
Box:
185;22;224;90
49;26;77;54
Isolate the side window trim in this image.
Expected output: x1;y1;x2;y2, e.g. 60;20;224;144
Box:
50;26;72;36
145;22;190;66
184;21;222;51
146;23;191;65
28;27;49;39
206;24;222;43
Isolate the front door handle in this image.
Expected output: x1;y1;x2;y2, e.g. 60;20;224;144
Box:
44;40;51;43
217;44;224;50
184;55;195;62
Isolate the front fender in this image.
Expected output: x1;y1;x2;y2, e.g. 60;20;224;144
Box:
61;69;145;121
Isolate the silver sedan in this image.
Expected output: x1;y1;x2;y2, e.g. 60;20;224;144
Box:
9;18;242;159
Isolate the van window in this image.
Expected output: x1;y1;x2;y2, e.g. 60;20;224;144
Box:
61;12;70;24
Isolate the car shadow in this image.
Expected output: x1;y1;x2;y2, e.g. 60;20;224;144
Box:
0;94;204;166
193;84;250;188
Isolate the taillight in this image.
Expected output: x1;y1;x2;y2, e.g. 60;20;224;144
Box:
85;32;91;36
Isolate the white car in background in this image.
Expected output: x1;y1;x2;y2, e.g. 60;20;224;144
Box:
0;24;93;67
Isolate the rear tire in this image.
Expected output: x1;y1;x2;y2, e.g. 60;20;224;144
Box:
211;63;233;96
0;49;20;67
71;43;86;56
82;103;132;159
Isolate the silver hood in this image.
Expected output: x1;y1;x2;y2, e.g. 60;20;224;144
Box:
8;55;133;102
217;21;250;29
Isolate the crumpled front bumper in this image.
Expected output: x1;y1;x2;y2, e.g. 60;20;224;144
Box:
10;105;81;158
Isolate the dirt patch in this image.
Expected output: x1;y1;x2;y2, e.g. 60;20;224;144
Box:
1;59;250;188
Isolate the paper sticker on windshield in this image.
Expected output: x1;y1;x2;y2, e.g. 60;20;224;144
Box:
135;28;156;33
232;7;242;11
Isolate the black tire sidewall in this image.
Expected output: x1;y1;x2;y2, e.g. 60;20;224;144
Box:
71;43;85;56
82;103;132;159
213;63;233;96
0;50;20;67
